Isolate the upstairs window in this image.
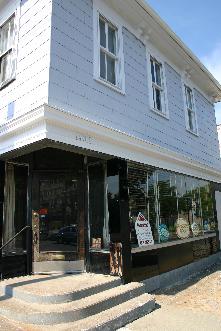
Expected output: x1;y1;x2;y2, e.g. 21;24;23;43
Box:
0;15;16;87
150;57;167;116
184;86;198;134
93;6;125;94
99;15;117;85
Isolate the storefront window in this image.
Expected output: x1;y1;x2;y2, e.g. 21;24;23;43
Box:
200;182;215;231
128;165;159;244
128;163;217;248
89;163;109;250
107;174;120;234
158;171;178;241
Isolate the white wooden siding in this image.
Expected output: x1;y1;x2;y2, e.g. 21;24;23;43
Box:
48;0;220;169
0;0;52;125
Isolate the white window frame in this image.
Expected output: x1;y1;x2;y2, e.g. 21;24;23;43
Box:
99;15;118;85
93;0;125;94
147;51;169;119
182;82;199;136
0;13;18;89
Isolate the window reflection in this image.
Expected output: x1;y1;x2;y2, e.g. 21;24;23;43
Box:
128;163;216;247
39;176;79;254
89;164;109;250
107;174;120;234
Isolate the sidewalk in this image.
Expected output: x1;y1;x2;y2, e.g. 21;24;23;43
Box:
119;305;221;331
120;262;221;331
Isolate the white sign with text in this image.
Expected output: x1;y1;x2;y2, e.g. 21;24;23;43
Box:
135;212;154;247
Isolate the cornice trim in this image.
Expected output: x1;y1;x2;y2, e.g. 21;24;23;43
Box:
1;104;221;182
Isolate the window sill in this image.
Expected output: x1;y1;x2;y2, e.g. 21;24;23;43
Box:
131;232;216;253
94;76;125;95
186;128;199;137
151;107;169;120
0;77;16;90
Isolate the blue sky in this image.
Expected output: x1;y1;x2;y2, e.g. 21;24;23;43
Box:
146;0;221;124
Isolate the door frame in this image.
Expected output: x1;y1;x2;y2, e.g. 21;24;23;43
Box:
31;170;85;274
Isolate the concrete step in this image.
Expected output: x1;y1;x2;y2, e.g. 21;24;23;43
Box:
46;293;155;331
0;273;122;303
0;282;147;325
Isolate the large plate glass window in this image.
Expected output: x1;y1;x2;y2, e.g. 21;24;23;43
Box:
99;15;117;86
128;163;217;248
184;85;198;134
0;15;16;87
128;164;158;245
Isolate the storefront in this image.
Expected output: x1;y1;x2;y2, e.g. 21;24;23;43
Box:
0;146;219;281
127;162;219;281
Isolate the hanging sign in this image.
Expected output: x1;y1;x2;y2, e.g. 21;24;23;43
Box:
176;218;190;239
135;212;154;247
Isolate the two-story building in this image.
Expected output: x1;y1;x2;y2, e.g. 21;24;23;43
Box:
0;0;221;282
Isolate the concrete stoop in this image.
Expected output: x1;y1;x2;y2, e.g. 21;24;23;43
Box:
0;274;155;330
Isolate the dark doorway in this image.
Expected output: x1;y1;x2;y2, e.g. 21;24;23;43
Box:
1;163;29;278
31;149;85;273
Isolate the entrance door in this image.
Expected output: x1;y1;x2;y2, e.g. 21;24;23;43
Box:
32;172;84;273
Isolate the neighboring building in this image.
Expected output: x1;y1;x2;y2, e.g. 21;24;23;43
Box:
0;0;221;281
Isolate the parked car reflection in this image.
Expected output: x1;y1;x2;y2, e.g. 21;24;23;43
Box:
55;225;78;245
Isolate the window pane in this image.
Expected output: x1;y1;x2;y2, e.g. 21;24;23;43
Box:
0;52;14;83
0;17;14;54
155;88;162;111
100;50;106;79
89;164;109;249
150;59;155;83
0;20;10;54
186;87;193;110
108;25;116;54
158;172;178;241
188;109;194;131
9;17;15;47
107;55;115;85
107;174;120;234
39;175;80;255
99;18;106;48
152;86;155;107
128;165;159;245
200;183;216;231
155;62;161;86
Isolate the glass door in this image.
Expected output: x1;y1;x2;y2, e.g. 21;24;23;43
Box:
32;172;84;273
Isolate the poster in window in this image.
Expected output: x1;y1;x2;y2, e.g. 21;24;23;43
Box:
135;212;154;247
